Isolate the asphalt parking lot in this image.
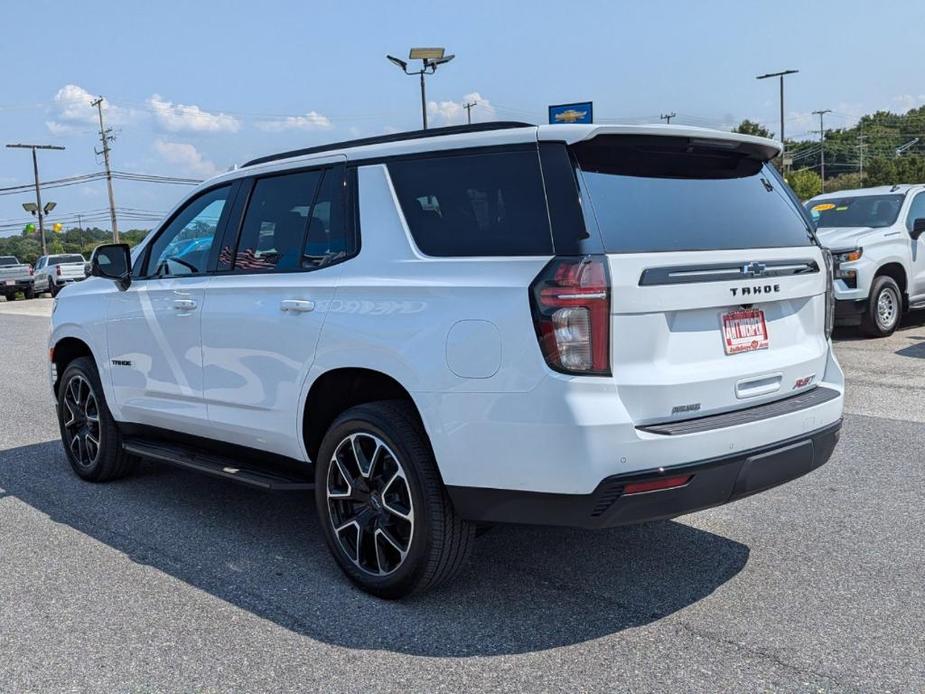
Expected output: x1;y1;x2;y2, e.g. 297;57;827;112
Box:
1;298;922;692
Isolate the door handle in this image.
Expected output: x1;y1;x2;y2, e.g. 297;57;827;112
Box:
280;299;315;313
172;299;197;311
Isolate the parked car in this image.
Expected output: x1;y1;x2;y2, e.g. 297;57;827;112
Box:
33;253;88;296
806;184;925;336
0;255;35;300
49;122;844;598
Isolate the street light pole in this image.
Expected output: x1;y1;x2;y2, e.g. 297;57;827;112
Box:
756;69;799;171
387;48;455;130
420;70;428;130
6;143;65;257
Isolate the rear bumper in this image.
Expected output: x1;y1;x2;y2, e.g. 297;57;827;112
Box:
448;419;841;529
1;279;33;292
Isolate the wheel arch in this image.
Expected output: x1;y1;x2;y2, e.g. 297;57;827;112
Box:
874;262;908;304
301;367;429;465
51;336;97;396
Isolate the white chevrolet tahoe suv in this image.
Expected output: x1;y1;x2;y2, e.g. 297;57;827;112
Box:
49;122;844;598
806;185;925;336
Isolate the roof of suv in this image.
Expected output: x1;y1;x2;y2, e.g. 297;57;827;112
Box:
238;121;782;171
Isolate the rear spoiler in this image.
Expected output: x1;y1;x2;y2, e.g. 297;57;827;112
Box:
537;124;782;162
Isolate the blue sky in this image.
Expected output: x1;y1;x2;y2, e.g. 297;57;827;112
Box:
2;0;924;235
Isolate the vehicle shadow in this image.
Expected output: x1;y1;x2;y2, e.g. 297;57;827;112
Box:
0;440;750;657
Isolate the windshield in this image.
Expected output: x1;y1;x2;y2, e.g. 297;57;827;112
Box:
0;257;18;266
571;136;814;253
806;194;904;228
48;254;85;265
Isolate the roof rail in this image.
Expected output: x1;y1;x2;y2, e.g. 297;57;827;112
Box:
242;121;534;167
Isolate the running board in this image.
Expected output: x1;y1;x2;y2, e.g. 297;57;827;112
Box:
123;439;315;491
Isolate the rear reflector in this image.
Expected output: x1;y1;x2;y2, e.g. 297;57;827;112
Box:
623;474;692;495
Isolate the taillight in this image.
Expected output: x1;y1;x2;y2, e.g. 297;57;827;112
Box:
56;265;62;276
822;249;834;340
530;255;611;375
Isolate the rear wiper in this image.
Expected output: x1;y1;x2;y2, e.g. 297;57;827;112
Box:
760;176;774;192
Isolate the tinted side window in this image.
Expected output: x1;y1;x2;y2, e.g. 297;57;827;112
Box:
230;170;322;273
146;186;231;276
388;149;553;257
302;167;351;269
906;192;925;231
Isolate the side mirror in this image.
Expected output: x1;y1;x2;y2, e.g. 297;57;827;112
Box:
90;243;132;291
912;218;925;240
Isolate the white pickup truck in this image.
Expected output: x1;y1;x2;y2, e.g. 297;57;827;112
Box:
0;255;35;300
806;184;925;336
33;253;87;297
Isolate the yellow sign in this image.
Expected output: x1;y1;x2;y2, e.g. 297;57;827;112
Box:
52;222;63;233
811;203;836;213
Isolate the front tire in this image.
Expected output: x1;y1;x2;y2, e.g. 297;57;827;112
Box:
57;357;136;482
24;286;35;300
861;275;902;337
315;400;475;599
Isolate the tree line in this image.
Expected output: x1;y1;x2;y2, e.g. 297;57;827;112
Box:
0;228;149;266
733;105;925;200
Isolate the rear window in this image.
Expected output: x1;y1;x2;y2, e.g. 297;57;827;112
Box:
388;149;553;257
0;257;17;266
571;136;815;253
48;255;85;265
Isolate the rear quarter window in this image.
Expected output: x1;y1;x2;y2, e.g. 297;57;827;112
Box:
387;149;553;257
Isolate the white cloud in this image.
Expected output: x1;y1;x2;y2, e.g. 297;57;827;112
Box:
427;92;497;126
148;95;241;133
46;83;133;135
153;140;220;178
892;94;925;113
255;111;333;132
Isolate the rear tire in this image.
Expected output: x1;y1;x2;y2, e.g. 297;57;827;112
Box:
50;283;60;298
861;275;902;337
3;293;12;302
57;356;136;482
24;286;35;300
315;400;475;599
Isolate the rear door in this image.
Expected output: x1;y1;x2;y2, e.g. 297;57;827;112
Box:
201;157;353;458
569;135;826;424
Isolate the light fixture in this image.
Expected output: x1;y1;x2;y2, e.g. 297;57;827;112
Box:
22;202;38;214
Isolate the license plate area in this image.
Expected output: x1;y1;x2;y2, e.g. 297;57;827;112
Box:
722;308;769;355
4;280;14;286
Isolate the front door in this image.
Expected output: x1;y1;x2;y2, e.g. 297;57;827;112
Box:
107;184;233;433
906;191;925;300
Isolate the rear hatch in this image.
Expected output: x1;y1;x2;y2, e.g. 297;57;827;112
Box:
570;134;827;424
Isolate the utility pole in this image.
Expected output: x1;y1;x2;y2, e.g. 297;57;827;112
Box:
857;130;866;184
660;112;676;124
77;213;83;251
757;69;799;171
813;109;831;192
91;96;119;242
463;100;477;124
5;143;65;257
